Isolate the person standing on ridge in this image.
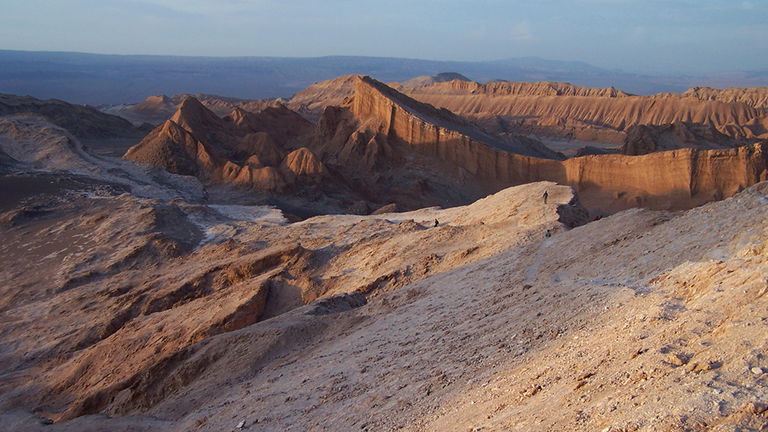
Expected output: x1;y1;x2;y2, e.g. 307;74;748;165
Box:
543;190;548;204
434;219;439;227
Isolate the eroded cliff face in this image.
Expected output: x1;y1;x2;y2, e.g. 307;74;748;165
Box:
309;76;564;210
126;77;768;215
324;76;768;213
291;77;768;146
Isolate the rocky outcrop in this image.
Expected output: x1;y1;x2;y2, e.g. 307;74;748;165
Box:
0;93;145;139
124;119;219;178
293;77;768;146
348;76;559;159
319;76;768;213
308;76;566;209
241;133;285;167
124;97;324;193
225;105;314;148
281;147;327;180
295;77;630;117
128;78;768;214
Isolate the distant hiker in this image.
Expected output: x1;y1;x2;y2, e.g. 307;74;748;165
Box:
434;219;439;227
545;229;552;239
543;190;549;204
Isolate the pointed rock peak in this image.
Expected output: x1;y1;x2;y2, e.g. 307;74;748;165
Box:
158;119;189;136
228;106;251;125
282;147;326;177
177;96;206;112
171;96;222;131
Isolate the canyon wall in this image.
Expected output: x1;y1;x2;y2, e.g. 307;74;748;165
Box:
352;76;768;212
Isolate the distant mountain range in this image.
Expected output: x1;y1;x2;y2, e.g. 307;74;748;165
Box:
1;50;767;105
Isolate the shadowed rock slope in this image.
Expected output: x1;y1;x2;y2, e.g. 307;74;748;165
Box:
0;94;146;139
124;97;328;194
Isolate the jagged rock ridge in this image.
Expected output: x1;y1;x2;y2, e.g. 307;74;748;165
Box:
124;97;322;193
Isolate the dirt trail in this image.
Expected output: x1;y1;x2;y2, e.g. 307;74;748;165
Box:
523;237;554;284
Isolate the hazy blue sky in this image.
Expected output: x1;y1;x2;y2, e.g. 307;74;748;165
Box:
1;0;766;74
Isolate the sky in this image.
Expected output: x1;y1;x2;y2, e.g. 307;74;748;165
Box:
1;0;766;74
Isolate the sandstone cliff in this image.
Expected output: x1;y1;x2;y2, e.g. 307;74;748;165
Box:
309;76;563;209
128;78;768;215
290;76;768;147
320;76;768;213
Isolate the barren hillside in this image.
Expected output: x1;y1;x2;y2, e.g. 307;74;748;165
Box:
1;168;766;431
0;94;146;139
682;86;768;109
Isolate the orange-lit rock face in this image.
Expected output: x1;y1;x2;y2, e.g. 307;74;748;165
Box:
337;76;768;212
127;77;767;214
291;76;768;145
